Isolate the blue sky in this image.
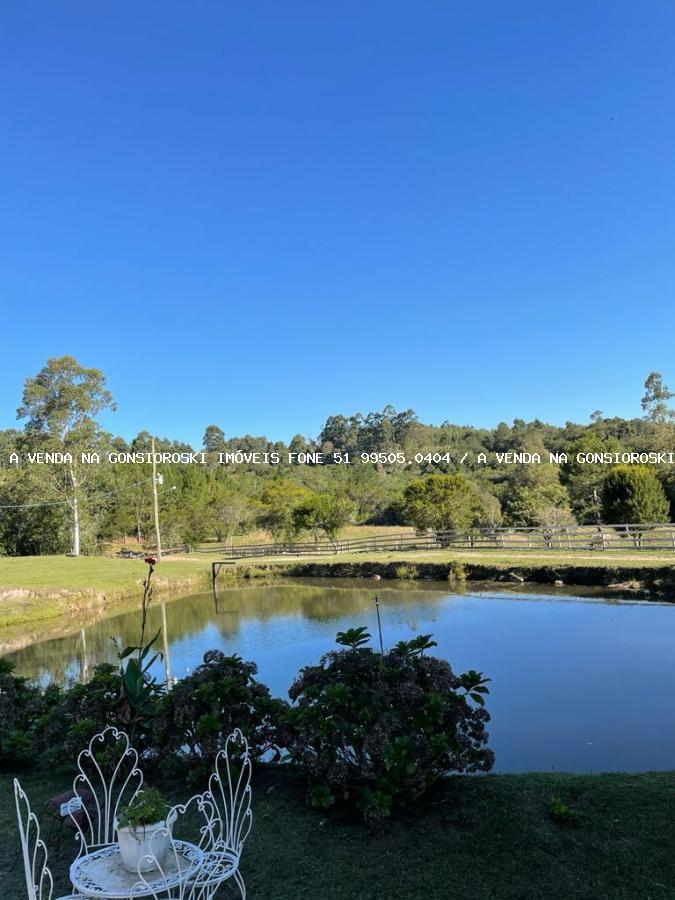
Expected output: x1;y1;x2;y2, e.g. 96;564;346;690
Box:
1;1;674;446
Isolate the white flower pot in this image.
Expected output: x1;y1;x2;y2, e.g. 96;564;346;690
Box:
117;819;172;873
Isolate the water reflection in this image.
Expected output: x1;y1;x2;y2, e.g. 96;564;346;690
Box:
3;580;675;774
4;581;451;685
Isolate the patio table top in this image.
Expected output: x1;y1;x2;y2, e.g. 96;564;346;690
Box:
69;839;203;898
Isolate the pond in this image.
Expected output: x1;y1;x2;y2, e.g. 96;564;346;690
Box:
4;579;675;775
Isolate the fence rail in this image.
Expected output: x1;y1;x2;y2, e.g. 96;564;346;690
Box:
195;523;675;560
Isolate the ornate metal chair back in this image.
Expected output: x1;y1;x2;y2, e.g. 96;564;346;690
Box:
14;778;55;900
135;792;219;900
207;728;253;857
69;726;143;853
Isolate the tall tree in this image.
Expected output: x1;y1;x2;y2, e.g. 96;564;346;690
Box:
601;465;670;524
293;492;354;543
17;356;116;555
641;372;674;423
400;474;485;532
208;480;260;543
500;438;569;526
260;480;313;542
560;432;624;523
202;424;226;453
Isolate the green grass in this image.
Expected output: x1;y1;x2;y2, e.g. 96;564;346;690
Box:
1;542;673;633
198;524;416;548
2;767;674;899
0;555;213;630
0;555;211;590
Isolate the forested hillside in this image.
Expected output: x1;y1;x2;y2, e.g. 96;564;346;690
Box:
1;357;674;555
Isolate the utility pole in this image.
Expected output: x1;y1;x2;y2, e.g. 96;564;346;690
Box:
151;436;162;561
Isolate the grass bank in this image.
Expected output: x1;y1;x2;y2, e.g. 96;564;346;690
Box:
278;555;675;598
1;767;673;899
208;547;675;598
0;555;213;632
3;546;675;635
229;547;675;569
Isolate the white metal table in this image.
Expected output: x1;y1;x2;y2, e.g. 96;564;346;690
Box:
69;840;204;898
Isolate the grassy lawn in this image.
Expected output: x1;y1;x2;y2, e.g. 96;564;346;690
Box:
0;555;211;591
198;525;416;549
2;767;674;899
0;555;213;630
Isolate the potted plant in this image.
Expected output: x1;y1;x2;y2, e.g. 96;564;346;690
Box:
115;788;173;873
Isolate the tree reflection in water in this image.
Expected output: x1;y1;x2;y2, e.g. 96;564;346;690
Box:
5;581;675;774
3;579;452;686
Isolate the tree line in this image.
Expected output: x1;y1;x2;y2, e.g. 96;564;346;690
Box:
0;356;674;555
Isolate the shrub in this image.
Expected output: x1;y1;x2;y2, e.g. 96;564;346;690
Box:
36;663;134;763
153;650;285;781
33;559;164;765
394;564;417;580
280;630;494;823
0;659;59;768
400;474;486;532
548;795;581;826
446;561;466;587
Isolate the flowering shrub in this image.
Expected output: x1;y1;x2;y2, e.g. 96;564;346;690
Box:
279;630;494;823
153;650;285;781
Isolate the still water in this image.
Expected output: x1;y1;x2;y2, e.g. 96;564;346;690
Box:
4;580;675;774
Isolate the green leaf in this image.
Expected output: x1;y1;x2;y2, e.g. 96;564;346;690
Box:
335;626;371;650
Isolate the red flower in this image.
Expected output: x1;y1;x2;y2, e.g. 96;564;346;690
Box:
144;556;157;566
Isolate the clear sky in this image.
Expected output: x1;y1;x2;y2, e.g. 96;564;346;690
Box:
1;1;674;446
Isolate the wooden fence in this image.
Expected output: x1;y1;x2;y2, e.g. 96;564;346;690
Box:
191;523;675;560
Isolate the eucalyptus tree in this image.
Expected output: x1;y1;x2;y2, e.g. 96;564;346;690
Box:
641;372;675;423
16;356;116;555
208;479;260;543
202;424;226;454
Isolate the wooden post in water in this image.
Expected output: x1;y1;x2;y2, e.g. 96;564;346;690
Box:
375;595;384;655
161;601;172;685
80;628;88;684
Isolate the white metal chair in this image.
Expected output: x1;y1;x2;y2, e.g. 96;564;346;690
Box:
68;726;144;855
134;792;221;900
201;728;253;899
13;778;87;900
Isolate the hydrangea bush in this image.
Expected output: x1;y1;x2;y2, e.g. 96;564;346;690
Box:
279;628;494;823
